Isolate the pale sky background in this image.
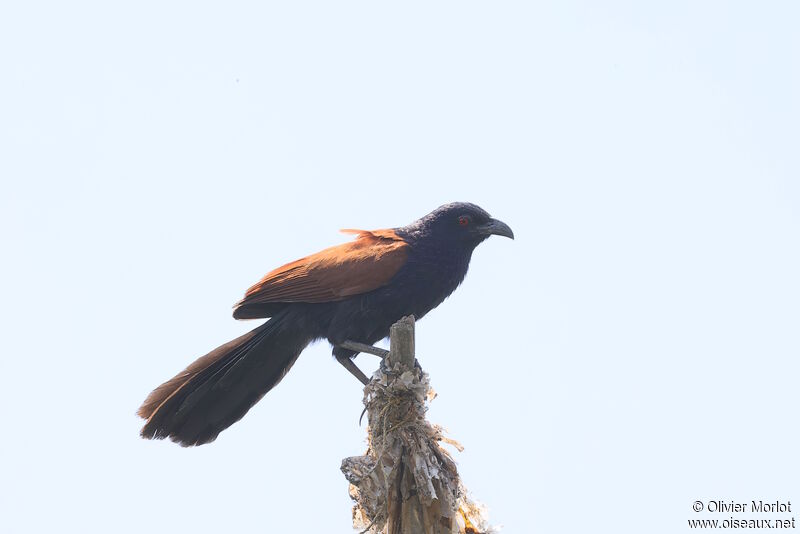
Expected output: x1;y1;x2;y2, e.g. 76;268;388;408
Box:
1;2;798;533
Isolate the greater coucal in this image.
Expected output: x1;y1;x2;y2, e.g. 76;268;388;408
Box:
138;202;513;446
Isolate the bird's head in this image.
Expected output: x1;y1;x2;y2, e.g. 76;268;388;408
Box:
408;202;514;247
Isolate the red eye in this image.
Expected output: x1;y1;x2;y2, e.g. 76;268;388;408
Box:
458;216;469;226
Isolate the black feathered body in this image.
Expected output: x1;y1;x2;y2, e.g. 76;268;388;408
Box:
328;225;478;354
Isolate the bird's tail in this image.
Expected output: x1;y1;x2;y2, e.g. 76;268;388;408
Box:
138;309;312;446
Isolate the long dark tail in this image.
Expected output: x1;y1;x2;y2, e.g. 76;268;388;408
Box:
138;310;312;446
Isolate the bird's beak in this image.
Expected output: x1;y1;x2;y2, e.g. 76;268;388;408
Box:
479;218;514;239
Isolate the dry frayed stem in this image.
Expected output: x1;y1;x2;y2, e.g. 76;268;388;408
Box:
341;316;497;534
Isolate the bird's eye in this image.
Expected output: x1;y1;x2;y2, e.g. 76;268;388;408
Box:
458;216;470;226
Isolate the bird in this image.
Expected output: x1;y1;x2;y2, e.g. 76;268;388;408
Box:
138;202;513;446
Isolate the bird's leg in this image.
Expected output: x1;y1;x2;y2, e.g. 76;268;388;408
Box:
339;340;389;358
335;354;370;385
335;340;389;385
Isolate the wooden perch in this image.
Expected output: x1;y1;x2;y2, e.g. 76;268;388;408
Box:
341;316;495;534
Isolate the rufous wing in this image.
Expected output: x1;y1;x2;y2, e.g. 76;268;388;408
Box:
233;229;410;317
